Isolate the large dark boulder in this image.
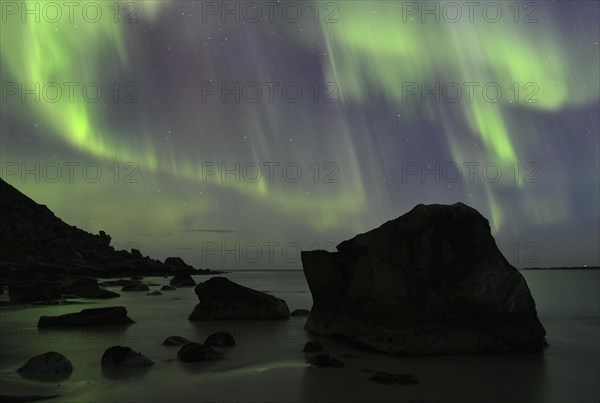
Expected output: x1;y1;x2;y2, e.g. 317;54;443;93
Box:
188;277;290;320
301;203;546;355
38;306;134;327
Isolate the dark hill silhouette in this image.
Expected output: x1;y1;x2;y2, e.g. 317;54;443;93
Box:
0;179;214;278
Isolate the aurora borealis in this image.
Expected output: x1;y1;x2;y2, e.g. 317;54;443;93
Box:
0;1;598;269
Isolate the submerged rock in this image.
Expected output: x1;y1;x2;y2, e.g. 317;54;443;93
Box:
101;346;154;367
121;284;150;292
162;336;192;346
308;354;344;368
188;277;289;320
161;285;176;291
177;343;224;362
301;203;547;355
205;331;236;347
303;341;324;353
38;306;134;326
17;352;73;377
146;290;163;296
169;273;196;287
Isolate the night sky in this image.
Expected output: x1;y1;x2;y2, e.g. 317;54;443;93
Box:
1;1;598;269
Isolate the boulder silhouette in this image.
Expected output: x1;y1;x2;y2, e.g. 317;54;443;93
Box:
301;203;546;355
188;277;289;320
38;306;134;327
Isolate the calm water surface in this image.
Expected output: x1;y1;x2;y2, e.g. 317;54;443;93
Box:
0;270;598;402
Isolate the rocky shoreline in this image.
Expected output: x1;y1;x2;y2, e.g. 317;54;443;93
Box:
0;178;221;304
1;179;553;401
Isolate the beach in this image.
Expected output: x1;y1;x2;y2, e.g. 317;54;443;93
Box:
0;269;598;403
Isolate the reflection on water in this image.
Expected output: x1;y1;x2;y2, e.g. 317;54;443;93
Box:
0;270;597;402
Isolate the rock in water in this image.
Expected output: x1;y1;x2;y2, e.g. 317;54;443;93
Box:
62;278;120;299
205;331;236;347
169;273;196;287
303;341;324;352
161;285;176;291
301;203;546;355
18;352;73;376
177;343;224;362
121;284;150;292
101;346;154;367
38;306;134;327
163;336;192;346
188;277;290;320
290;309;310;317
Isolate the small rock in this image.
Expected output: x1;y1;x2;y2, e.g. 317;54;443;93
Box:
291;309;310;317
303;341;323;352
63;278;119;299
161;285;176;291
99;279;138;287
121;284;150;292
146;290;163;296
308;354;344;368
177;343;224;362
101;346;154;367
18;352;73;377
170;273;196;287
369;371;419;385
162;336;191;346
38;306;134;327
205;331;235;347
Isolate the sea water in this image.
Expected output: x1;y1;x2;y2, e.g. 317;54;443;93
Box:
0;270;598;403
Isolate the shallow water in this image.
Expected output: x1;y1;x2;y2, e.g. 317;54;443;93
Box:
0;270;598;403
